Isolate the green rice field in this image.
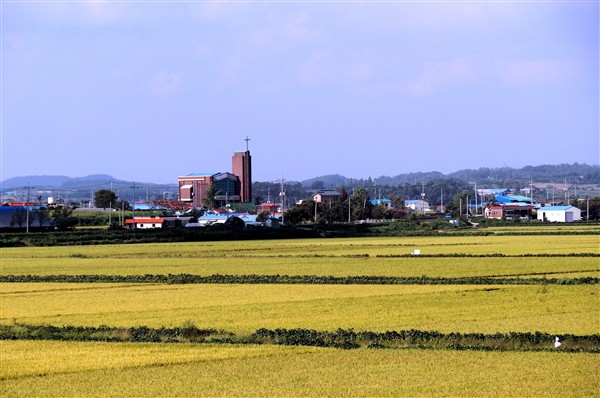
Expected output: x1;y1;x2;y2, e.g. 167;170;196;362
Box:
1;231;599;396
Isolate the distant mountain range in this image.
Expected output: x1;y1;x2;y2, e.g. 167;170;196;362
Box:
300;163;600;187
1;175;135;190
2;163;599;191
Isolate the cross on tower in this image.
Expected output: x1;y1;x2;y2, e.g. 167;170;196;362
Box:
245;136;250;152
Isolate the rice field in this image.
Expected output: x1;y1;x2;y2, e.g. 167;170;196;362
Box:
1;235;598;279
1;283;597;334
2;341;598;397
1;231;599;396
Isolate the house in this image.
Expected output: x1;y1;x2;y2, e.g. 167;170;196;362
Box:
484;203;534;219
370;198;393;208
483;192;536;219
537;206;581;222
404;200;429;212
313;190;342;204
125;217;165;229
256;202;280;214
494;194;533;205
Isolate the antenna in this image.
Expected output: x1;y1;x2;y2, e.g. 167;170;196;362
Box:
245;136;250;152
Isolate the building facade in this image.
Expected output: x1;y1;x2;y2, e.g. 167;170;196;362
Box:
232;151;252;203
313;190;342;204
537;206;581;222
178;173;214;208
178;144;253;208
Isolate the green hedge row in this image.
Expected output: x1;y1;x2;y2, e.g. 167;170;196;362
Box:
254;328;600;352
2;323;598;353
375;253;600;258
0;323;233;344
1;273;598;285
2;224;598;247
0;227;322;247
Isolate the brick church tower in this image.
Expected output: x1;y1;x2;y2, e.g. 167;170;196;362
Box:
232;137;252;203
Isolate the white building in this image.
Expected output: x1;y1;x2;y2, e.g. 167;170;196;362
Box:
537;206;581;222
404;199;429;212
125;217;165;229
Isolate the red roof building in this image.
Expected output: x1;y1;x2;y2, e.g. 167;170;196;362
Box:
125;217;165;229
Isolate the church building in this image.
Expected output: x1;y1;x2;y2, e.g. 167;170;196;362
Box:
178;140;253;208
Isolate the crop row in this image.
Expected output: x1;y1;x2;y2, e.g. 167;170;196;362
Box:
3;225;598;247
1;323;598;353
374;253;600;258
1;273;598;285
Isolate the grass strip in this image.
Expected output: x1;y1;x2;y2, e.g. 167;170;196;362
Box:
1;323;598;353
1;274;598;285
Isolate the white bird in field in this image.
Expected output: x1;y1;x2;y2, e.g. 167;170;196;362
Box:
554;336;561;348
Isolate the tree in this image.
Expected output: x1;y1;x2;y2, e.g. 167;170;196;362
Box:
50;206;78;230
10;208;26;228
446;191;469;217
587;197;600;220
256;211;270;222
202;183;217;209
94;190;118;209
188;208;205;222
351;188;372;220
371;203;389;220
34;207;51;227
285;200;320;225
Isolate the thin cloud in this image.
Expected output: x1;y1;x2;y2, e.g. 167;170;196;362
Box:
148;72;182;96
405;58;475;96
500;58;580;87
295;51;372;86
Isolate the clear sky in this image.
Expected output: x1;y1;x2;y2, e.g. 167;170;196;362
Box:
2;1;598;184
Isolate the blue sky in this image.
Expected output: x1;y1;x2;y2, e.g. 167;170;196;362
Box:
2;1;598;184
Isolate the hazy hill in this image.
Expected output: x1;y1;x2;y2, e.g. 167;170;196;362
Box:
1;175;72;189
3;163;599;193
1;174;122;190
302;163;600;188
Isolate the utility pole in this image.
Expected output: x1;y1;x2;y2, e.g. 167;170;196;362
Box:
348;193;351;223
421;182;425;214
130;182;140;230
279;177;286;226
25;184;33;233
586;196;590;221
474;181;478;216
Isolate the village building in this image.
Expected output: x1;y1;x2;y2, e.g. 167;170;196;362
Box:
125;217;165;229
404;199;429;212
312;190;342;204
370;198;393;208
484;203;534;219
536;206;582;222
256;202;281;214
